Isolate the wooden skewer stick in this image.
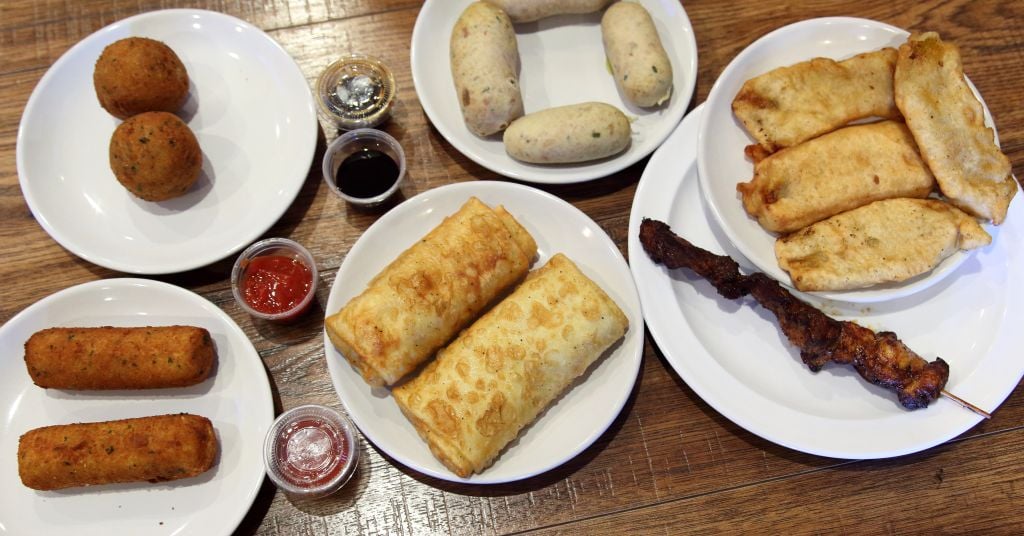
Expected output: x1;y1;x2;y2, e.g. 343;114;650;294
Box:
941;390;991;419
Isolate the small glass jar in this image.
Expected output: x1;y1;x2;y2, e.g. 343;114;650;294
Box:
263;404;360;499
231;238;318;323
322;128;406;207
315;54;396;130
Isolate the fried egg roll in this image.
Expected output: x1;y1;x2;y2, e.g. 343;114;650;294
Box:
18;414;217;491
733;48;900;153
393;253;628;477
326;197;537;387
24;326;215;390
737;120;936;234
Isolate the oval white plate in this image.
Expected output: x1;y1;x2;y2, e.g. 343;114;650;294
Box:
0;279;274;535
696;17;1000;303
630;104;1023;458
16;9;317;274
323;181;643;483
411;0;697;184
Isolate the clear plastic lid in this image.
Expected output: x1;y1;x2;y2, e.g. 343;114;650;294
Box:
316;54;396;130
263;404;360;499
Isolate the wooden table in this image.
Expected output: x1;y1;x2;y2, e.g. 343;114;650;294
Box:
3;0;1023;533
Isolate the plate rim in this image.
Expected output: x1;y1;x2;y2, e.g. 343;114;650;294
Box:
322;180;644;483
15;8;317;274
410;0;698;184
0;277;275;535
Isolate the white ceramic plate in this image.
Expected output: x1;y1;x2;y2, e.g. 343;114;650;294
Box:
411;0;697;184
16;9;317;274
0;279;274;535
323;181;643;483
630;104;1024;458
696;17;1001;303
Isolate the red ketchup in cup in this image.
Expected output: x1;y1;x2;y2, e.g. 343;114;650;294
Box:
231;238;317;323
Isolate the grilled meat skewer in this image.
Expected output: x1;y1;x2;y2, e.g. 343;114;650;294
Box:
639;218;948;410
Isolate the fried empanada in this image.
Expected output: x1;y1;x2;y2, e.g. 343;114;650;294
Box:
737;120;935;234
894;32;1016;224
733;48;900;153
775;198;990;291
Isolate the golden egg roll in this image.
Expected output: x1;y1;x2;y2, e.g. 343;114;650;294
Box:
24;326;215;390
393;253;629;478
326;197;537;387
18;414;217;491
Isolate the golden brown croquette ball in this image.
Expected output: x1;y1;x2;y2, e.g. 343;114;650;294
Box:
109;111;202;201
94;37;190;120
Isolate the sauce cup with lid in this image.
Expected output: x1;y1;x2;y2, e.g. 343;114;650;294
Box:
263;404;360;499
315;53;396;130
231;237;318;323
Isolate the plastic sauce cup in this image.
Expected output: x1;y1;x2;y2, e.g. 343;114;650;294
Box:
263;404;360;499
231;238;318;323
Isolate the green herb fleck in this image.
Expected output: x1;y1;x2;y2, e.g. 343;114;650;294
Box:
652;65;658;73
592;131;601;138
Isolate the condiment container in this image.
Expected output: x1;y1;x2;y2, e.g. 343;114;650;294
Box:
263;404;359;499
231;238;318;323
315;54;396;130
322;128;406;207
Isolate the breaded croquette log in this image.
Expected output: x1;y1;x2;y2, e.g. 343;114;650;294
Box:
733;48;900;153
483;0;614;23
25;326;215;390
18;414;217;491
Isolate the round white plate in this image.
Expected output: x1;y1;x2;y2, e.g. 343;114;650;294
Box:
17;9;317;274
411;0;697;184
696;17;1000;303
630;104;1024;458
0;279;274;535
323;181;643;483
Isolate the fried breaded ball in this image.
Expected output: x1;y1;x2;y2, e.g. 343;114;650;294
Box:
109;111;202;201
94;37;189;119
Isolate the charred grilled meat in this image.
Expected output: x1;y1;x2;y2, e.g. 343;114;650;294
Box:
639;218;948;409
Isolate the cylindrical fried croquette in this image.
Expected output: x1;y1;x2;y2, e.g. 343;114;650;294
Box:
24;326;215;390
18;414;217;491
93;37;190;119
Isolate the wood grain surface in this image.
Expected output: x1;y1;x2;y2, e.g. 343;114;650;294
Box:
2;0;1023;534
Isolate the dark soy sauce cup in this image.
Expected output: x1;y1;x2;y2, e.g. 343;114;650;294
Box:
322;128;406;207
